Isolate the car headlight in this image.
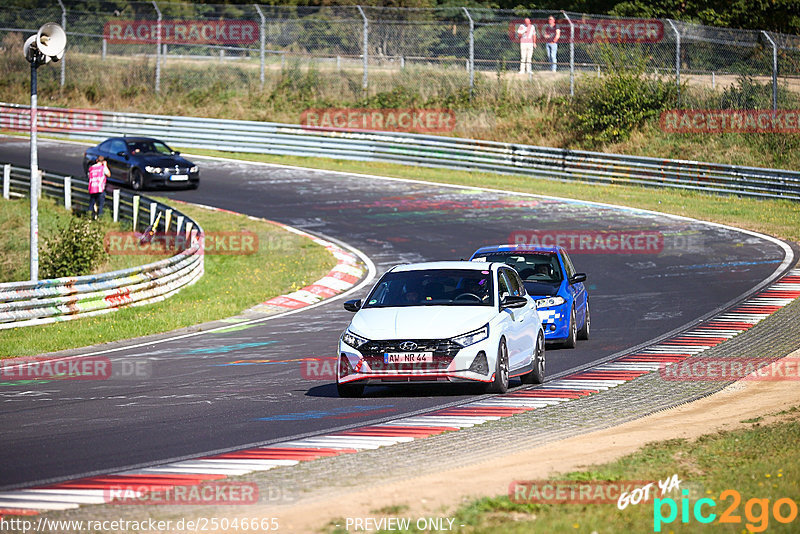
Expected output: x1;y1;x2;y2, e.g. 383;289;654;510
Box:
145;166;162;173
536;296;565;308
189;166;199;173
452;324;489;347
342;329;369;349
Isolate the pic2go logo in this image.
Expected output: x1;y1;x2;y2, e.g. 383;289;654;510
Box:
653;489;798;532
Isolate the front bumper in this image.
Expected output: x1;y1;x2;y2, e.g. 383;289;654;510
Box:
337;337;495;385
145;170;200;188
537;304;571;341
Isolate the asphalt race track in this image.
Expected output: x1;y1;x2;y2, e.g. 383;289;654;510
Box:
0;136;793;490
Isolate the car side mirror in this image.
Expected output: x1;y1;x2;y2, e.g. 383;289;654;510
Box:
570;273;587;284
172;150;180;155
501;295;528;309
117;151;126;157
343;299;362;312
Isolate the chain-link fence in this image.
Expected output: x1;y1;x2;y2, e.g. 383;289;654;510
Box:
2;2;799;110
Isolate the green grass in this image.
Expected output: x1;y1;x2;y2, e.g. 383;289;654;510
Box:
323;408;800;533
0;196;151;282
0;199;337;357
188;149;800;244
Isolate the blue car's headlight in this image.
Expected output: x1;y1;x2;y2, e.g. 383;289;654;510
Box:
189;166;199;173
452;324;489;347
342;329;369;349
145;165;162;173
536;296;565;308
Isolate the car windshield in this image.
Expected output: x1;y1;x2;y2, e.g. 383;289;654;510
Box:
473;252;563;284
126;140;174;155
363;269;494;308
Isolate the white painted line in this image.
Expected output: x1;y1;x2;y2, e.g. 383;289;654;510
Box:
0;499;79;510
0;491;108;505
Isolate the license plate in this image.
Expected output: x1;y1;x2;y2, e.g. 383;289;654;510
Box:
384;352;433;364
170;174;188;181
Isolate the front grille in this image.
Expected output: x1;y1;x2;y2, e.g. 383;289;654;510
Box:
359;339;461;371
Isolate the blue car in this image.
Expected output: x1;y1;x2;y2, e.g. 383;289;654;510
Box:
470;245;589;347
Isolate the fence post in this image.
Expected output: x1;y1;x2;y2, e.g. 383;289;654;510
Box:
64;176;71;210
2;164;9;199
152;0;162;93
357;5;368;92
102;38;107;60
150;202;157;225
562;11;574;97
112;188;119;222
762;31;778;112
132;195;140;230
57;0;66;87
666;19;680;107
463;7;475;99
254;4;266;86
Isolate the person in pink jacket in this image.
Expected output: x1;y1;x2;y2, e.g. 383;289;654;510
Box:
87;155;110;219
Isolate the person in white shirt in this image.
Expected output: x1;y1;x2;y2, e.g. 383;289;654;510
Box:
517;18;537;74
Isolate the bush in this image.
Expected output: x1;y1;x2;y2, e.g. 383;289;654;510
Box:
41;217;108;279
570;46;678;146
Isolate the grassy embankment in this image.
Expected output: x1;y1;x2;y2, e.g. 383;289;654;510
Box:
326;406;800;533
0;196;336;357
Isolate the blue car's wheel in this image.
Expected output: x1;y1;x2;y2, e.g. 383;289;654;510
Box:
577;301;590;340
562;307;577;348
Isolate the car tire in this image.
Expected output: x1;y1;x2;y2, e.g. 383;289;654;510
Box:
337;382;365;398
520;331;545;384
486;338;509;394
562;307;577;349
577;301;590;340
130;168;143;191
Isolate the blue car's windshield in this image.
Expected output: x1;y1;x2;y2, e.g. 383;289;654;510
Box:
473;252;563;284
363;269;494;308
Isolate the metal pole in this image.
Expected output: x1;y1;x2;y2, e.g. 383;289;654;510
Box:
666;19;680;106
762;31;778;112
64;176;71;210
357;5;368;92
30;63;39;282
562;11;574;96
2;164;9;199
152;0;162;93
254;4;266;86
463;7;474;99
57;0;66;87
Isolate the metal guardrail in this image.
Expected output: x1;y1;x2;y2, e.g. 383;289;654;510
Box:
0;163;204;329
2;103;800;201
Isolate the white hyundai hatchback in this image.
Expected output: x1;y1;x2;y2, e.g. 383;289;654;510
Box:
337;261;546;397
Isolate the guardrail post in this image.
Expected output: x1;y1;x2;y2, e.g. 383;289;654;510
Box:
185;221;193;240
152;0;162;93
112;189;120;222
150;202;157;225
57;0;66;87
762;31;778;112
165;208;173;233
357;5;368;93
64;176;71;210
463;7;475;99
2;164;9;199
666;19;680;107
176;215;185;235
254;4;266;86
132;195;140;230
562;11;575;97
